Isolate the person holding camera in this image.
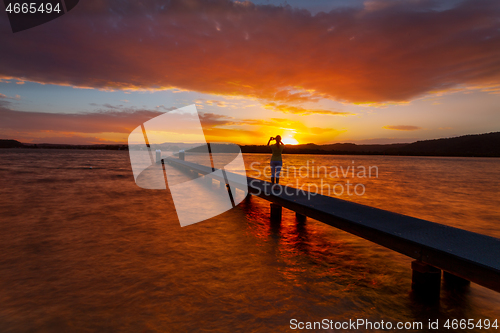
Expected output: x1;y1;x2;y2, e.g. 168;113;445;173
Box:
267;135;284;184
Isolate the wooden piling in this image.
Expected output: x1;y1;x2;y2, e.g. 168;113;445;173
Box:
270;203;282;221
411;260;441;298
296;212;306;223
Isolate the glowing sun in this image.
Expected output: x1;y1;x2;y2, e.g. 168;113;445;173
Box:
282;137;299;145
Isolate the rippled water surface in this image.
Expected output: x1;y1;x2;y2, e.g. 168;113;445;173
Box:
0;149;499;332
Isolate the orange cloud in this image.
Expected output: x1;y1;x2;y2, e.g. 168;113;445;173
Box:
264;102;354;115
383;125;421;131
202;127;263;143
0;0;498;104
201;113;342;144
0;105;340;144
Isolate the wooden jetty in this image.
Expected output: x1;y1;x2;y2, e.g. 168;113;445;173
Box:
164;154;500;298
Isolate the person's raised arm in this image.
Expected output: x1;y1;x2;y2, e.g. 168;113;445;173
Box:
267;137;274;146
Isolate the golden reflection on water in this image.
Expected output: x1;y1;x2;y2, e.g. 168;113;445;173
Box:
0;149;498;332
240;153;500;237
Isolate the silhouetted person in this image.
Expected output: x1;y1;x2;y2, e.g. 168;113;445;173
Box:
267;135;284;184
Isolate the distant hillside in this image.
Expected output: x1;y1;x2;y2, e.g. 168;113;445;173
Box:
391;132;500;157
284;143;408;153
239;143;408;155
238;132;500;157
0;140;24;148
129;142;204;151
2;132;500;157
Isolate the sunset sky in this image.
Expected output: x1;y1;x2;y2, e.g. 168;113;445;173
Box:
0;0;499;145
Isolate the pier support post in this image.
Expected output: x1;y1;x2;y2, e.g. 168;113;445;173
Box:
411;260;441;297
179;150;185;160
296;212;306;223
270;203;282;221
443;271;470;287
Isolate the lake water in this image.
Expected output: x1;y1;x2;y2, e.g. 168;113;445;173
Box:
0;149;499;332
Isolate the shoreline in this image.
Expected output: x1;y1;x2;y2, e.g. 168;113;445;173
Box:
2;131;500;157
1;147;500;158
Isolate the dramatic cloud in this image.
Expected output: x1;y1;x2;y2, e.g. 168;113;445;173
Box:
0;106;337;144
0;107;162;134
383;125;422;131
0;0;499;104
264;102;354;115
199;112;236;127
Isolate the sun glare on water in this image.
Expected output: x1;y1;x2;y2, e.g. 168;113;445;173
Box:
282;137;299;145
